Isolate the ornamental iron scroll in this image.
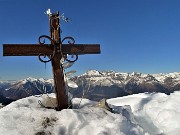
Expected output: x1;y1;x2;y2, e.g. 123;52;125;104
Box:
37;35;79;64
62;36;78;63
38;35;56;63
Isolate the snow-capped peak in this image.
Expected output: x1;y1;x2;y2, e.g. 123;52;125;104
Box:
20;77;37;84
26;77;37;82
84;70;101;76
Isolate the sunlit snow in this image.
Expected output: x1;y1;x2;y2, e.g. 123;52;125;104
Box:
0;92;180;135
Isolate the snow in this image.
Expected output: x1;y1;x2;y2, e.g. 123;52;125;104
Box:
87;76;113;86
80;70;180;87
153;72;180;85
66;80;78;88
46;79;54;84
0;103;4;109
0;92;180;135
20;77;53;85
107;91;180;135
85;70;101;76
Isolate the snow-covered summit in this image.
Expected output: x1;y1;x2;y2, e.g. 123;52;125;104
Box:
0;92;180;135
83;70;102;76
20;77;53;84
153;72;180;84
21;77;37;84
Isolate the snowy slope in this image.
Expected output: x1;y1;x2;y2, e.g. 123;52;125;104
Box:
107;91;180;135
0;92;180;135
0;94;146;135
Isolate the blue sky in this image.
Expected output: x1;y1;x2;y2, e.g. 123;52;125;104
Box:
1;0;180;80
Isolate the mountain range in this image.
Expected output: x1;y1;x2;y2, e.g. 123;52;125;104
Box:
1;70;180;104
69;70;178;100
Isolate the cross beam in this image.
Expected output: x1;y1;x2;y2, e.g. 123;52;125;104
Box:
2;11;101;111
3;44;100;56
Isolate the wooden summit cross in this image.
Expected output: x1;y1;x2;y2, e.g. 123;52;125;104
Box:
3;10;100;111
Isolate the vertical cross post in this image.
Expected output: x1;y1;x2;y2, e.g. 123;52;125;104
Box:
50;12;68;110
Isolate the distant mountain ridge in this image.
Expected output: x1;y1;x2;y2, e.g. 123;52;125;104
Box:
69;70;178;100
1;70;180;104
0;77;54;103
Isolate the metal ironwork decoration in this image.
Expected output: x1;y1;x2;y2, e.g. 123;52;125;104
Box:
62;36;78;62
38;35;56;63
37;35;78;63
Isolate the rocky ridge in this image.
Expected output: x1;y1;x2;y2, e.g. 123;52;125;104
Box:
1;70;180;103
